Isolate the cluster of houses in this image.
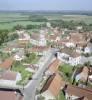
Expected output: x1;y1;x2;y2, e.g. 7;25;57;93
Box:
0;27;92;100
0;57;23;100
39;61;92;100
0;57;22;85
40;58;65;100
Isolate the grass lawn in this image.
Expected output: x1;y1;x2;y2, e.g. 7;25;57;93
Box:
0;52;10;61
31;56;40;64
59;64;74;83
12;61;32;85
59;64;73;74
56;91;66;100
22;53;40;64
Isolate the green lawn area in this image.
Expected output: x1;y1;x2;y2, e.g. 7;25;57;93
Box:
31;56;40;64
59;64;74;83
59;64;73;74
56;91;66;100
12;61;32;85
22;53;40;64
0;51;10;61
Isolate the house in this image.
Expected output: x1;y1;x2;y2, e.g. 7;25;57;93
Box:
27;46;50;56
3;47;13;54
17;30;30;48
45;59;61;75
72;66;92;85
65;85;92;100
57;47;82;66
48;31;61;42
40;73;65;100
75;67;89;83
14;49;25;61
17;30;30;41
18;40;30;48
0;71;21;85
0;58;14;70
67;33;87;49
84;42;92;54
53;39;69;48
0;89;23;100
30;33;47;46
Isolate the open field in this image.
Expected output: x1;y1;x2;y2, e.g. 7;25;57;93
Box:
0;21;44;29
0;12;92;29
44;14;92;24
0;13;44;29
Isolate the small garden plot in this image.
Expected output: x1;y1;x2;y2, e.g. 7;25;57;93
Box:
59;64;74;83
12;61;32;85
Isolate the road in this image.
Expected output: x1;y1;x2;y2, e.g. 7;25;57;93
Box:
23;48;57;100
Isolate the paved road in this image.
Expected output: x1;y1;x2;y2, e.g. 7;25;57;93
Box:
23;48;57;100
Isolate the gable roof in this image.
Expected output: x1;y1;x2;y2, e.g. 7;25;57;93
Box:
41;73;65;97
27;46;50;53
66;85;92;100
69;33;86;43
61;47;81;58
0;90;23;100
48;59;61;73
0;71;17;80
0;58;14;70
30;33;40;41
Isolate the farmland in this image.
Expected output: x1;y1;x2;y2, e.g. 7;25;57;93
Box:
44;14;92;24
0;12;92;29
0;13;44;29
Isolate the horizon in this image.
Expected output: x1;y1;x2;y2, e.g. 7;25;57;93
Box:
0;0;92;11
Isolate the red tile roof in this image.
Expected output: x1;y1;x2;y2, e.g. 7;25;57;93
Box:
66;85;92;100
48;59;61;73
0;58;14;70
1;71;17;80
27;46;50;53
0;90;23;100
41;73;65;97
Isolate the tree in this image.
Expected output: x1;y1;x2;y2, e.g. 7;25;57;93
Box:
0;29;9;45
13;24;25;30
24;53;36;63
8;33;19;41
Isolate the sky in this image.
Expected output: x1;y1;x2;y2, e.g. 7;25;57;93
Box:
0;0;92;11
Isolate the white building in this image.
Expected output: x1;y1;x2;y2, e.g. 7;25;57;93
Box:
57;47;82;66
30;33;47;46
14;49;25;61
17;30;30;41
84;42;92;54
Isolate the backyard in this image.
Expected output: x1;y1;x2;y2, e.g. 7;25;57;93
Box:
12;61;33;85
59;63;74;83
56;91;66;100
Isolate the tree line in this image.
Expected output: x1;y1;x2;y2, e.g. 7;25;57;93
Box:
0;29;18;46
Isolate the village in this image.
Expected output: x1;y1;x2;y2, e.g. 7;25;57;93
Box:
0;21;92;100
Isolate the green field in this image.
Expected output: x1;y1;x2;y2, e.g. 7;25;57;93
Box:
0;12;92;29
0;21;44;29
44;14;92;24
0;13;44;29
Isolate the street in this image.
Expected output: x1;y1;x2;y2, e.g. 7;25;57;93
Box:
23;48;57;100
